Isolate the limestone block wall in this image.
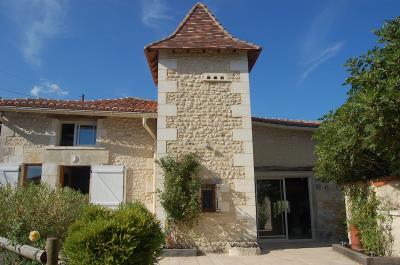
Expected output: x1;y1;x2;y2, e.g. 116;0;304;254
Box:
252;124;315;168
0;112;53;166
374;179;400;257
156;50;256;252
99;117;155;210
252;124;346;241
0;112;155;210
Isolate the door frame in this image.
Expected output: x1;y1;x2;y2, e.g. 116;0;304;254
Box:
255;171;316;242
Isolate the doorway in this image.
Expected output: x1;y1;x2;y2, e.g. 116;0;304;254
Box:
256;177;312;240
61;166;91;194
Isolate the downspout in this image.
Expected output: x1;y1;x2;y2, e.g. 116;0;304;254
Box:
142;117;157;213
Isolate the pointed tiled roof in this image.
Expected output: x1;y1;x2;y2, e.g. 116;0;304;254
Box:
144;2;262;85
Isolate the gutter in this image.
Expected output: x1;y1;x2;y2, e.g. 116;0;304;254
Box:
252;121;318;131
0;106;157;119
142;117;157;213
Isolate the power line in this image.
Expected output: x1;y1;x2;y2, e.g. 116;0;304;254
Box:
0;68;35;84
0;88;32;98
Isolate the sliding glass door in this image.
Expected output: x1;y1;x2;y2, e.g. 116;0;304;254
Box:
256;177;312;240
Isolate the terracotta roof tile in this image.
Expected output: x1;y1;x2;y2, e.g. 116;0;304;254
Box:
0;97;157;113
0;98;318;128
252;117;320;128
144;2;262;85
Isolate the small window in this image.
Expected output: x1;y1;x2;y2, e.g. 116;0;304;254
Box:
76;124;96;145
201;184;216;212
25;164;42;185
60;123;96;146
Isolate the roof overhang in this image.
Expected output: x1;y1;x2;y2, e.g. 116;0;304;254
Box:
0;106;157;118
252;121;318;131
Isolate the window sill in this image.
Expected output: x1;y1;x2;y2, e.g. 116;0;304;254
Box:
46;146;106;150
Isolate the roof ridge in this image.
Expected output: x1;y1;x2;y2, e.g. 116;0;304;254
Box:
197;3;261;49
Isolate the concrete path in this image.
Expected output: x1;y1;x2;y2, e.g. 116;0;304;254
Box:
158;247;358;265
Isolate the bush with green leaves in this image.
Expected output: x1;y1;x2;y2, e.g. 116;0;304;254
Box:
156;154;202;225
314;17;400;185
0;184;88;265
345;184;393;256
62;202;164;265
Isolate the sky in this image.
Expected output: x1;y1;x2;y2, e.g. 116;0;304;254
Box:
0;0;399;120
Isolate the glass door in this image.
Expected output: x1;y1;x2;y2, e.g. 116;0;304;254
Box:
256;177;312;240
286;178;312;239
256;179;287;238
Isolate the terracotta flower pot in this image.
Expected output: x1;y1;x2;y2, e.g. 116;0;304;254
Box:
350;225;362;251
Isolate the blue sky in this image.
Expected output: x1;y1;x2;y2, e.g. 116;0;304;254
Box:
0;0;399;120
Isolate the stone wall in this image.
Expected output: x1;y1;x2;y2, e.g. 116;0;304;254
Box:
252;124;346;242
374;179;400;257
100;117;155;210
156;50;257;252
0;112;155;209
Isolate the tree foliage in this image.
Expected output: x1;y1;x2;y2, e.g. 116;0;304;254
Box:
314;17;400;185
156;154;202;225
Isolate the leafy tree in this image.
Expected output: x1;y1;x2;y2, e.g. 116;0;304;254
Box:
314;17;400;185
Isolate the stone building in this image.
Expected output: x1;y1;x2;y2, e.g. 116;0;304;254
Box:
0;3;346;252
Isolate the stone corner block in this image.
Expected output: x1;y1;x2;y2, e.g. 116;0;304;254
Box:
231;82;249;94
158;104;177;117
233;153;254;167
158;80;177;92
234;179;255;193
158;128;177;141
230;57;249;72
158;58;177;70
232;129;252;142
231;105;251;118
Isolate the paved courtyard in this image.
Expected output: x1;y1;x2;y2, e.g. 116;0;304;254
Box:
158;246;358;265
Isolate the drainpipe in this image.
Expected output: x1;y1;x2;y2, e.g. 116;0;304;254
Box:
142;117;157;213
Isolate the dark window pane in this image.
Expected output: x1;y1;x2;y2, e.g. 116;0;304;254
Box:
60;124;75;146
77;125;96;145
202;185;215;212
26;165;42;184
62;166;91;194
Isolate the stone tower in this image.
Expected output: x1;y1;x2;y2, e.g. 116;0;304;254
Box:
145;2;262;251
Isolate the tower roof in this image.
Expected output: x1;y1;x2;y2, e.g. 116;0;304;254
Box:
144;2;262;85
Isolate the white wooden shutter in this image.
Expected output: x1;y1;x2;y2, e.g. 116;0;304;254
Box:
90;165;124;208
0;165;20;186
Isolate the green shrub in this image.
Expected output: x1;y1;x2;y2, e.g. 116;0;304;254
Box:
345;184;393;256
63;202;165;265
156;154;202;225
0;184;88;264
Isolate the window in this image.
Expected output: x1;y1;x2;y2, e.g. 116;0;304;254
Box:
60;123;96;146
201;184;216;212
24;164;42;185
61;166;91;194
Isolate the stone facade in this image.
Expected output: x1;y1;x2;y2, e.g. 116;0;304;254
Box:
0;112;155;209
156;50;256;252
373;179;400;257
252;123;346;242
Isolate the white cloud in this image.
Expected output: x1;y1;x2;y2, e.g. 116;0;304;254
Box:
299;41;345;83
298;1;346;83
2;0;67;66
30;81;69;98
140;0;171;29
